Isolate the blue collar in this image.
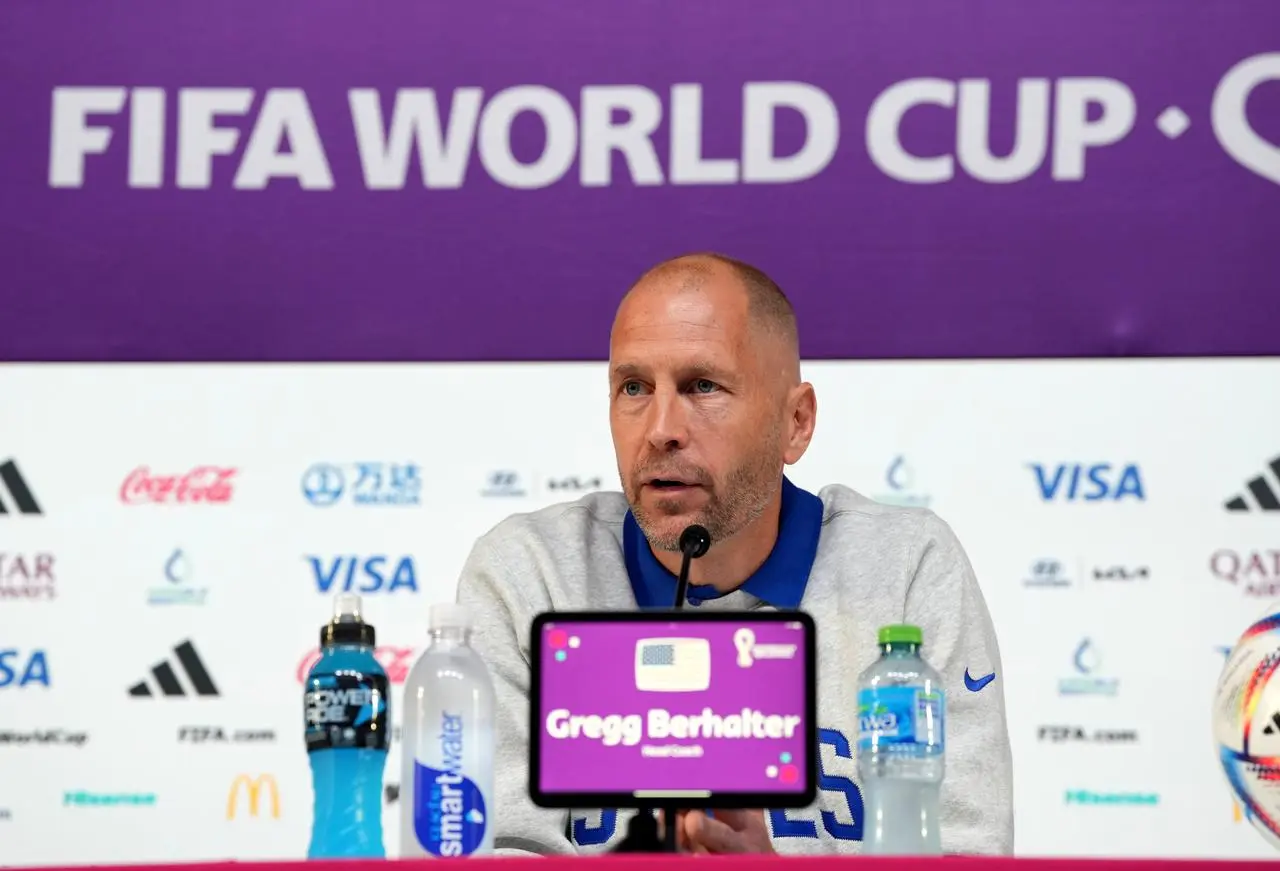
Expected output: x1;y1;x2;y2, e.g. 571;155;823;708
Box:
622;477;824;610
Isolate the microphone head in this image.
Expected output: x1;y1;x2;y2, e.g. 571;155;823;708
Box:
679;524;712;559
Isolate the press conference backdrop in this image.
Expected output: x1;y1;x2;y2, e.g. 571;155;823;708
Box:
1;0;1279;864
1;361;1279;864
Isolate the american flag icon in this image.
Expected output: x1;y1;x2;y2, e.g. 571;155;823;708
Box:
634;638;711;693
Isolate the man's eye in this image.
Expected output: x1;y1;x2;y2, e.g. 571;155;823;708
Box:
622;381;644;396
692;379;717;394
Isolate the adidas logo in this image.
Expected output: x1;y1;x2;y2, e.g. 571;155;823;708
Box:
1224;455;1280;512
128;640;219;698
0;460;42;516
1265;710;1280;737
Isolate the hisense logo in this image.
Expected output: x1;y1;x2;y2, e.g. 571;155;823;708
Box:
1064;790;1158;806
64;791;156;807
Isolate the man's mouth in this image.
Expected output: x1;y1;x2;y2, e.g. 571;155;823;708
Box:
645;477;700;491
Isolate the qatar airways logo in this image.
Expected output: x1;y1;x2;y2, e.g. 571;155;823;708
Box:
45;52;1280;190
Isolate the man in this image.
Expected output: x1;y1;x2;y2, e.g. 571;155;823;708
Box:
455;253;1014;855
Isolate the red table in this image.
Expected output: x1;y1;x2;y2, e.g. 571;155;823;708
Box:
19;860;1278;870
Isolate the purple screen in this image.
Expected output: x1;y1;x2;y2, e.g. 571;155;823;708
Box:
536;618;811;798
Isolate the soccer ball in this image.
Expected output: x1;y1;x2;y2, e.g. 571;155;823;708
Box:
1215;606;1280;850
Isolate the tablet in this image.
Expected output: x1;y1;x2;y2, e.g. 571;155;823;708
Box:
528;610;817;809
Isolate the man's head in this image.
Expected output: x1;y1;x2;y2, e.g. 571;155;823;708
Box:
609;253;817;551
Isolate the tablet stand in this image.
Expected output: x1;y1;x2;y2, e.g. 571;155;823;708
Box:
610;805;679;853
610;526;709;854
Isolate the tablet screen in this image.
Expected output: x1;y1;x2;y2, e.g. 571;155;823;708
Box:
528;610;816;808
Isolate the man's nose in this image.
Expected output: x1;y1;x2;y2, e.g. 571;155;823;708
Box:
645;389;689;451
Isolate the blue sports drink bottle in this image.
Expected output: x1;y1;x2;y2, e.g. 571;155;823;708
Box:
304;593;390;858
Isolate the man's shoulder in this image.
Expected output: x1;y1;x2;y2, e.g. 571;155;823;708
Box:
803;483;977;626
461;492;633;611
476;490;630;554
814;482;938;527
811;482;960;555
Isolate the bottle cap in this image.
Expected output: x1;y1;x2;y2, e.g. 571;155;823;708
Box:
320;593;376;647
429;602;472;631
333;592;363;622
878;624;923;645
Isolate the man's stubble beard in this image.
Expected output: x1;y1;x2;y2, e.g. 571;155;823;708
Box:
625;421;785;552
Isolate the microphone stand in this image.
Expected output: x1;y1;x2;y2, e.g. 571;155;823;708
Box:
610;525;711;855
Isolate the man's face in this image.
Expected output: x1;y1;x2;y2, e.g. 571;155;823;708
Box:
608;272;786;551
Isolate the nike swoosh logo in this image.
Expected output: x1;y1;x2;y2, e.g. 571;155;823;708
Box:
964;668;996;692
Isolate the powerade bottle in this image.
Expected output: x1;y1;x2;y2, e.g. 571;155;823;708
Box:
304;593;390;858
400;602;495;858
856;624;945;855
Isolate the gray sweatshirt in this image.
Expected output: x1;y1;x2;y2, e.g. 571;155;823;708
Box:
455;479;1014;856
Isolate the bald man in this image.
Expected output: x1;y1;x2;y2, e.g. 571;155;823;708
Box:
455;253;1014;856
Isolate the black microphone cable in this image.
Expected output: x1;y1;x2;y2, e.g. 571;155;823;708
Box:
672;524;711;610
611;525;714;853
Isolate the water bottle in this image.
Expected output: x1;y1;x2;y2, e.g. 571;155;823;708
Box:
304;593;390;858
400;602;495;858
856;624;945;855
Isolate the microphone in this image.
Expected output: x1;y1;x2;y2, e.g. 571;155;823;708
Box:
672;524;711;610
613;524;713;855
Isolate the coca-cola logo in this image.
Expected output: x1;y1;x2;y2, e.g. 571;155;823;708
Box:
296;646;416;684
119;466;237;505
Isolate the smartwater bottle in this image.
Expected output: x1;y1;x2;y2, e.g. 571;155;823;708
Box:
856;624;946;855
400;602;496;858
304;593;390;858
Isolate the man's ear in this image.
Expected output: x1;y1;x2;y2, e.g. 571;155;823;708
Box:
783;382;816;465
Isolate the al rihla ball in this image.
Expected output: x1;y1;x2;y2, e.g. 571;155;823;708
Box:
1215;603;1280;850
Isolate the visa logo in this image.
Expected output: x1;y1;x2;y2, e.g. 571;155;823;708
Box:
306;556;418;594
0;649;51;688
1029;463;1145;502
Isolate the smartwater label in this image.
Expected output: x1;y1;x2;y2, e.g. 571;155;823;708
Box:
857;686;945;752
303;672;390;751
412;712;488;857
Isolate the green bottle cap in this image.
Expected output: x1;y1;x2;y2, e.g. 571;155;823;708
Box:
878;624;923;645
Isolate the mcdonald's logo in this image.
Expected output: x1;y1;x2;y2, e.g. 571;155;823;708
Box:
226;774;280;820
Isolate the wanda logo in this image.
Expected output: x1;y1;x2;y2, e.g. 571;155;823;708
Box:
120;466;237;504
297;647;416;684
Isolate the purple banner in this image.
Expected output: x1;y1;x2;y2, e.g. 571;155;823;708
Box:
1;0;1277;361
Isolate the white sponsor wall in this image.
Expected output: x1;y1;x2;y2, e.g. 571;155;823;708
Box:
0;359;1278;864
